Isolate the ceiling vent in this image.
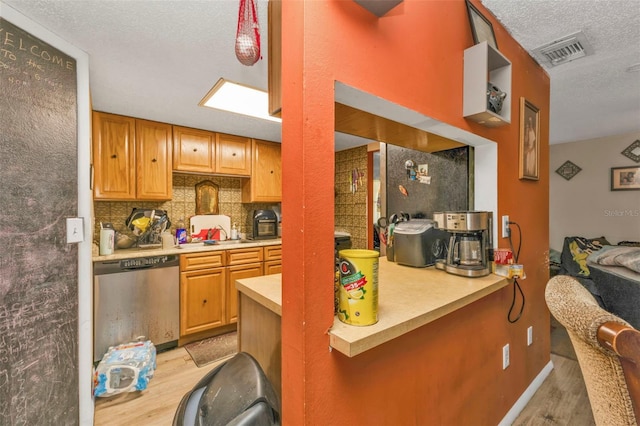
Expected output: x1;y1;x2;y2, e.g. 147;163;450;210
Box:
532;31;594;67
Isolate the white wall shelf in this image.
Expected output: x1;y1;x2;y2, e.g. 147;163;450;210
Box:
463;41;512;127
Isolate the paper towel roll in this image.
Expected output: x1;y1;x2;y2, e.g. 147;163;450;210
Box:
100;229;115;255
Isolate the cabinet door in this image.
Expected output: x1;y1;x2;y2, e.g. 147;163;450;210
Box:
173;126;215;173
92;111;136;200
216;133;251;176
136;119;173;200
242;139;282;202
180;267;226;336
227;262;263;324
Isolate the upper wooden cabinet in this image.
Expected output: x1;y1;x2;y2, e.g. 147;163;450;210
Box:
93;111;172;200
173;127;251;177
242;139;282;203
173;126;215;173
268;0;282;117
216;133;251;176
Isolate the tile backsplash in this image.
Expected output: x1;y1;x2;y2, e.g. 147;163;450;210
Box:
335;146;369;249
93;173;277;242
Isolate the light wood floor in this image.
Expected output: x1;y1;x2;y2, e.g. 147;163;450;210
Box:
94;348;232;426
95;339;594;425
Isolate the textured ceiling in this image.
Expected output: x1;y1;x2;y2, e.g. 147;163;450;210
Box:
482;0;640;144
2;0;640;148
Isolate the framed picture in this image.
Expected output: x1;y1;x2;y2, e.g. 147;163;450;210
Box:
465;0;498;50
611;166;640;191
519;98;540;180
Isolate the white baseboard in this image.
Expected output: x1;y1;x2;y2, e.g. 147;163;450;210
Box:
498;360;554;426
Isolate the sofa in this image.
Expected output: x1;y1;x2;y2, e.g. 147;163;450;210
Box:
553;236;640;329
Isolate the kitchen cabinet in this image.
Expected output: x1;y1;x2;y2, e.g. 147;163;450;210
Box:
216;133;251;176
226;247;264;324
463;41;512;127
93;111;172;200
179;252;226;336
172;127;251;176
173;126;215;173
242;139;282;203
227;262;263;324
179;247;266;338
264;244;282;274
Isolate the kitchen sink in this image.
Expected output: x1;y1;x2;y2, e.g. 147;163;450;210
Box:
178;239;250;249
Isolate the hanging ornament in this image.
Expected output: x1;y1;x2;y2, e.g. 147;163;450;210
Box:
235;0;261;66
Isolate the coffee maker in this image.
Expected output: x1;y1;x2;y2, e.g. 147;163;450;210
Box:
433;211;493;277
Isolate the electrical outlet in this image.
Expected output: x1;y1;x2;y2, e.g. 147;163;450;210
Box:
527;326;533;346
502;344;510;369
501;215;510;238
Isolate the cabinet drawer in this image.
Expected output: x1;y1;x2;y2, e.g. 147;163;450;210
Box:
227;247;263;266
264;245;282;261
180;251;226;271
264;260;282;275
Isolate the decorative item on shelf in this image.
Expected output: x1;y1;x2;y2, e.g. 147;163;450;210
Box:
611;166;640;191
195;180;219;215
518;97;540;181
465;0;498;50
621;139;640;163
555;160;582;181
486;83;506;114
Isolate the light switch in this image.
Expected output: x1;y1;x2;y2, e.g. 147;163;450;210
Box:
66;217;84;244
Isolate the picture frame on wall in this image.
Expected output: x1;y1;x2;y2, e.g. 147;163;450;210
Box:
465;0;498;50
611;166;640;191
519;98;540;181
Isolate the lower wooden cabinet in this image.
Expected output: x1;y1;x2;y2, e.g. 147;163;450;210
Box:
180;266;226;336
226;262;263;324
180;245;277;339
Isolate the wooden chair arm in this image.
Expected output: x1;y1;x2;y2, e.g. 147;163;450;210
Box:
597;321;640;421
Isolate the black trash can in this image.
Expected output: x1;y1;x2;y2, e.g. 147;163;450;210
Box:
173;352;280;426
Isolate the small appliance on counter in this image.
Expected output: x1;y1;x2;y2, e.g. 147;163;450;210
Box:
392;219;449;268
433;211;493;277
250;209;278;240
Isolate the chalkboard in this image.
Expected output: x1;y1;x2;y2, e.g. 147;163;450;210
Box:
0;17;79;425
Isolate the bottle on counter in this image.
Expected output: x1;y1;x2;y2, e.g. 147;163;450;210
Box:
175;217;187;244
230;223;238;240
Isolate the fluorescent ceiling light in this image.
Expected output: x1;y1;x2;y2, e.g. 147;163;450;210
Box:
199;78;281;122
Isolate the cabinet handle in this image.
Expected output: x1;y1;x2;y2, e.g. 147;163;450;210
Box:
110;154;117;159
270;170;274;174
203;299;207;304
232;152;236;157
193;148;198;152
151;158;157;163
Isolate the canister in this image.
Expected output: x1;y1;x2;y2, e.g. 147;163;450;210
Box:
337;249;379;326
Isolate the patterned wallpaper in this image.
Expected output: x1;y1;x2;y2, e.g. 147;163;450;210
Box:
93;173;277;243
335;146;369;249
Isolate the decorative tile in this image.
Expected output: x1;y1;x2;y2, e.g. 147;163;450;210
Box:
621;139;640;163
555;160;582;181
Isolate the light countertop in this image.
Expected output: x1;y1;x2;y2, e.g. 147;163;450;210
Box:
235;258;508;357
92;238;282;261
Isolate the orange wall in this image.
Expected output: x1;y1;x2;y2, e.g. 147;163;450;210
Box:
280;1;550;424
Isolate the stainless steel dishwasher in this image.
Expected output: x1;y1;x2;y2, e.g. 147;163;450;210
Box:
93;255;179;362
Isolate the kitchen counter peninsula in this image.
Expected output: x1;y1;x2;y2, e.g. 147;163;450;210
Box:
92;238;282;261
236;258;508;359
